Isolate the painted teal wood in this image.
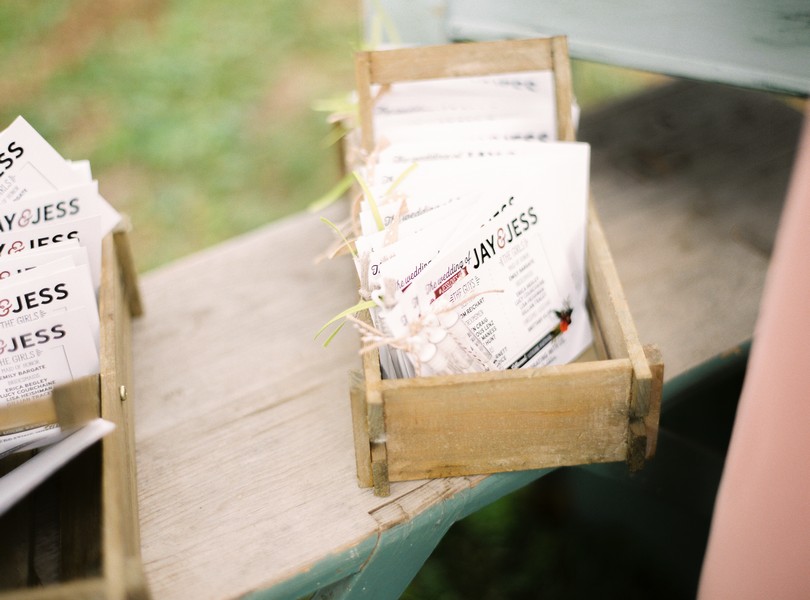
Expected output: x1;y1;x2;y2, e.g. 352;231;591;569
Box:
369;0;810;95
313;471;552;600
242;534;378;600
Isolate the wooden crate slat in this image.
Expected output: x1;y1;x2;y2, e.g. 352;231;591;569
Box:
97;232;146;598
365;38;555;86
383;359;633;480
586;202;653;418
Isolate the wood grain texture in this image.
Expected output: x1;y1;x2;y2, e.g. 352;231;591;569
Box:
0;452;32;590
349;371;373;487
586;201;653;417
383;360;632;480
98;232;148;599
366;38;554;86
113;220;144;319
0;399;57;434
0;577;107;600
131;82;800;599
52;376;100;430
551;36;576;142
132;207;420;600
643;345;664;459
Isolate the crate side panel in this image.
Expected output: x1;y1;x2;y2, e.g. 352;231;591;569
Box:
383;360;632;481
367;38;555;85
349;371;373;487
586;201;653;416
98;233;146;597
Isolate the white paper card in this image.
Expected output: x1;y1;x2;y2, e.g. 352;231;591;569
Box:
0;116;120;235
0;418;115;517
0;309;101;456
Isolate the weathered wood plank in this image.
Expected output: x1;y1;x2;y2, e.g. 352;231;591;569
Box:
383;360;632;480
365;38;554;86
0;453;32;590
579;81;801;378
132;207;418;600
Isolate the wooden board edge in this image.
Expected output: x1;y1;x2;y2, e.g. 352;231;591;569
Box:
98;233;149;598
0;398;57;434
371;442;390;498
366;38;555;85
643;344;664;459
551;36;576;142
354;50;375;154
112;225;144;318
349;370;373;488
586;200;654;418
383;359;633;482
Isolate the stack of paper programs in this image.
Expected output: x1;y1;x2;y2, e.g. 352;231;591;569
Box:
342;71;593;379
0;116;120;458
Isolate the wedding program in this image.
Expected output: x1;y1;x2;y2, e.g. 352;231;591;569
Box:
0;116;120;458
331;70;593;379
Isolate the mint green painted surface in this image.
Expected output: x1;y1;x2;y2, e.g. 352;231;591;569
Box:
662;341;751;404
370;0;810;95
240;470;551;600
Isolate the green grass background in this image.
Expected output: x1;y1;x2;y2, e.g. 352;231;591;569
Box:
0;0;663;273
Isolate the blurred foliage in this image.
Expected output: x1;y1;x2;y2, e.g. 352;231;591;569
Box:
0;0;359;271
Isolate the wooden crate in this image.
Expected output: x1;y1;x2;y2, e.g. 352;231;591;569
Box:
0;226;148;599
347;37;664;497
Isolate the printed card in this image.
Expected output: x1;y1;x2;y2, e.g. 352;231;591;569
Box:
0;241;89;282
0;214;103;291
0;418;115;516
388;200;590;373
0;309;101;456
361;143;592;376
0;262;100;349
0;116;120;234
0;181;101;234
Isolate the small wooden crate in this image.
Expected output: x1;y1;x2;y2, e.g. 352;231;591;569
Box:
347;37;664;496
0;226;148;599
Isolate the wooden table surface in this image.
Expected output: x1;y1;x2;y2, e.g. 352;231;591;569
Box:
132;81;802;599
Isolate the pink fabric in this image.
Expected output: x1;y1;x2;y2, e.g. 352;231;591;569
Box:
698;104;810;598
